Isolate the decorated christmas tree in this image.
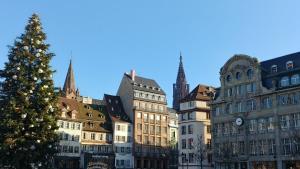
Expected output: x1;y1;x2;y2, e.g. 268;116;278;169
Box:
0;14;59;169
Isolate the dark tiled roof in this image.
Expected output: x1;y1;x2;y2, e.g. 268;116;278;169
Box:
58;97;112;133
181;84;214;102
78;103;112;133
104;94;131;123
261;52;300;89
261;52;300;73
58;97;80;121
124;73;166;95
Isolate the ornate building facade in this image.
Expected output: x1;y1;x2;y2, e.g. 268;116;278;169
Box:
211;53;300;169
173;54;190;111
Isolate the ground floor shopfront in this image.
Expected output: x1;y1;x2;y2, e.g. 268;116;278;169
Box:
54;156;80;169
135;157;168;169
215;160;300;169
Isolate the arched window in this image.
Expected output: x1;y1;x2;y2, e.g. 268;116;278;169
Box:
226;75;231;82
236;72;242;80
280;76;290;87
247;69;253;79
226;103;232;114
291;74;300;85
271;65;277;73
286;61;293;70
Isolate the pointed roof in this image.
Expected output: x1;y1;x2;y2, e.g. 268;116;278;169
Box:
63;60;76;95
176;53;187;83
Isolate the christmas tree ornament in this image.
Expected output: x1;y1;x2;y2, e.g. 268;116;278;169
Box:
44;98;49;102
38;69;43;73
36;53;41;57
49;107;54;112
33;77;38;81
21;113;27;119
30;145;35;150
29;90;33;93
47;125;51;129
23;46;29;50
25;132;29;136
37;49;42;53
29;124;34;128
36;40;41;45
43;85;48;89
17;67;20;70
36;140;41;143
12;75;17;80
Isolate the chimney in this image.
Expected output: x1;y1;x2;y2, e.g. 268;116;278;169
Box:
131;69;136;81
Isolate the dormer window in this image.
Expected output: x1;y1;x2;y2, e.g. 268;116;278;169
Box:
271;65;277;73
71;110;76;119
108;99;111;103
286;61;293;70
280;76;290;87
88;113;93;117
291;74;300;85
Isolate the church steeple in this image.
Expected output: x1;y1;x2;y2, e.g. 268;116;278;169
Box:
173;53;189;111
63;59;78;99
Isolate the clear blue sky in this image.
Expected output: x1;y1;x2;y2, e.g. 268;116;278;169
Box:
1;1;300;106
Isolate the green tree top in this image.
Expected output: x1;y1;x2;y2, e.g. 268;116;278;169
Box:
0;13;59;169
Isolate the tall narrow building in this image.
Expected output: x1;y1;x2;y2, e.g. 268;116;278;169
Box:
173;54;190;111
63;60;79;99
117;70;170;169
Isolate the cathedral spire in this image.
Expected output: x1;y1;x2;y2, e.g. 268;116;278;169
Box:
173;53;189;111
63;59;77;99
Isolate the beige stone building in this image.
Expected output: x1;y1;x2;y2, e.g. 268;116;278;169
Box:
179;84;214;169
117;70;170;169
211;53;300;169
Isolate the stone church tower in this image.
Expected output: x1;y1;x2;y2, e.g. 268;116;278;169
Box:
63;60;79;99
173;53;189;111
